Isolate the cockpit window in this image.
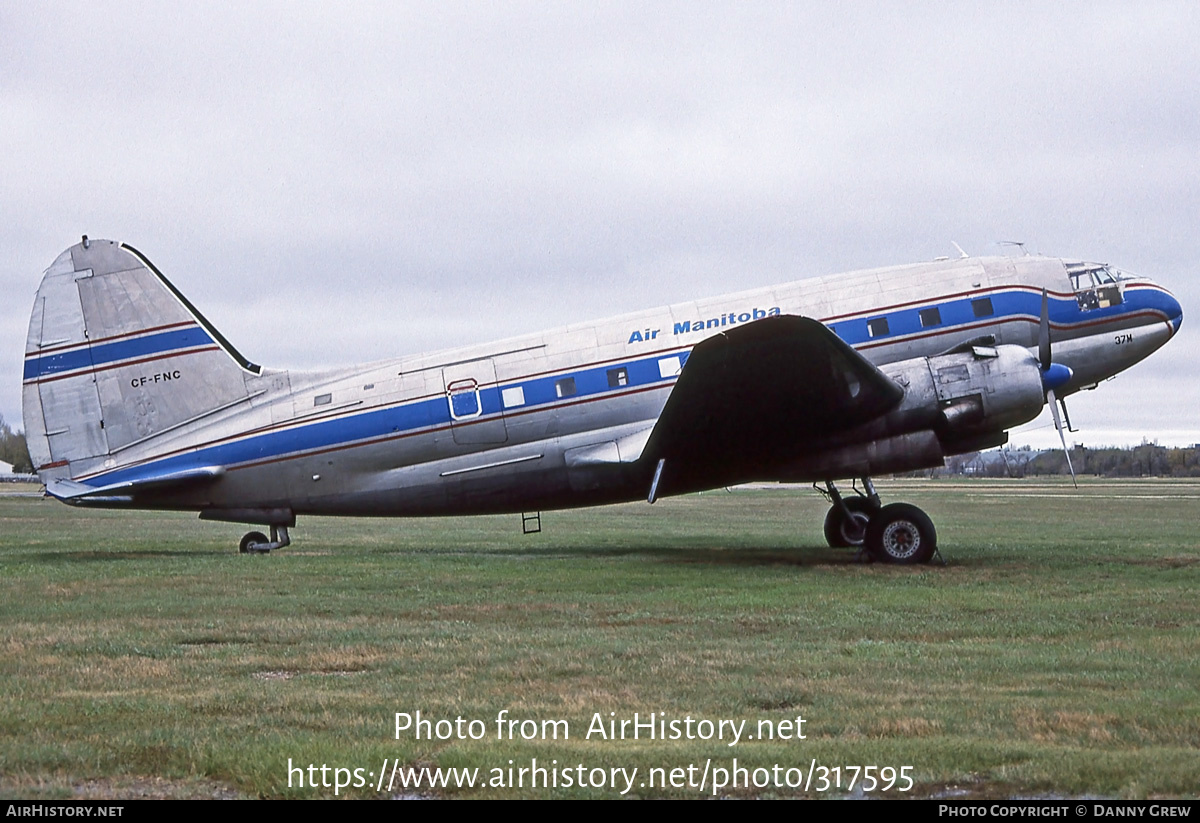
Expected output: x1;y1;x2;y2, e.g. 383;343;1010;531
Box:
1068;263;1131;288
1067;263;1125;312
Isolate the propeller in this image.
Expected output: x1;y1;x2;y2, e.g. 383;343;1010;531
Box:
1038;289;1077;487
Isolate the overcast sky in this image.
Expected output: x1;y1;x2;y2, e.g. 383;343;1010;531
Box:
3;1;1197;450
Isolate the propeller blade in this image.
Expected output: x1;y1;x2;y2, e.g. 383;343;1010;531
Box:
1039;288;1052;372
1037;287;1074;392
1047;388;1078;488
1041;298;1078;488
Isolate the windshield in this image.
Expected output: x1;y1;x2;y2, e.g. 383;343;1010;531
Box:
1067;263;1134;288
1066;263;1127;311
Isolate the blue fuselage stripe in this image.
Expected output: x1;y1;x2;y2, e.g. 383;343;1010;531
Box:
81;284;1174;488
826;285;1168;346
87;351;691;487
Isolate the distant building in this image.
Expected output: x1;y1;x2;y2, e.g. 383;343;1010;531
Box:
0;459;32;482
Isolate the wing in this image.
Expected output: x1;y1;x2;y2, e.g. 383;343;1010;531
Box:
642;315;903;494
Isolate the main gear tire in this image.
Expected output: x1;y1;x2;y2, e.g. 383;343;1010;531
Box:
822;496;875;548
864;503;936;564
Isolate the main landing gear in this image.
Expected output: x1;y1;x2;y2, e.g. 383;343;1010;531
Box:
820;479;938;565
238;525;291;554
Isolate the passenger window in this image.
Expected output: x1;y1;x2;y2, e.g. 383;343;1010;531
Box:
607;367;628;388
501;386;525;408
919;308;942;328
971;298;994;318
867;317;889;338
555;377;577;398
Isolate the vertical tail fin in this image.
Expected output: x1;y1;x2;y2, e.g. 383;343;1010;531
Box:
22;239;259;480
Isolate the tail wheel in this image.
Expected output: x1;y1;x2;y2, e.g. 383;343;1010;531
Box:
239;531;269;554
822;496;875;548
865;503;936;564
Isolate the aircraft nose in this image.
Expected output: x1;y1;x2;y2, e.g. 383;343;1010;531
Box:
1166;290;1185;331
1137;279;1183;334
1165;288;1183;333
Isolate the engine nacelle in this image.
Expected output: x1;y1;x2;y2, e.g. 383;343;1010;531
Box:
778;344;1046;481
885;343;1048;450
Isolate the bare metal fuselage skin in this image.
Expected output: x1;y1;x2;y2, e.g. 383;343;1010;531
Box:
22;242;1182;524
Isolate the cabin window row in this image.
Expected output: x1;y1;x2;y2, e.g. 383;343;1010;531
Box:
450;353;687;420
859;298;994;340
508;366;635;409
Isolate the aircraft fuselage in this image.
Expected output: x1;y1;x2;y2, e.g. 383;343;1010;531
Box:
23;246;1182;526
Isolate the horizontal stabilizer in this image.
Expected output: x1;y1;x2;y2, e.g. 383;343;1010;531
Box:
46;466;225;501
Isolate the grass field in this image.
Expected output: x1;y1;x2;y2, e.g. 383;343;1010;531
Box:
1;478;1197;799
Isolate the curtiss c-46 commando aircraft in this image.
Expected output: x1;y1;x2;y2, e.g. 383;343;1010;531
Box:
22;238;1182;563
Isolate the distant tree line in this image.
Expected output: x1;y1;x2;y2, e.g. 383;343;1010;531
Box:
0;415;33;474
1028;443;1200;478
935;442;1200;478
0;417;1195;479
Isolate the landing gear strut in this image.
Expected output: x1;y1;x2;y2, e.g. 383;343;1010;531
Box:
238;524;291;554
821;479;880;548
820;479;938;564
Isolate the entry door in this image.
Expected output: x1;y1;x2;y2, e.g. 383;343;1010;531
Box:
442;358;508;445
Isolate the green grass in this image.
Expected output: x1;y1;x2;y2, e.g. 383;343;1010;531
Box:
0;478;1197;798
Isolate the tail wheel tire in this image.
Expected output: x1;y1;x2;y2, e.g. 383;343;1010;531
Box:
822;496;875;548
865;503;936;564
239;531;269;554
